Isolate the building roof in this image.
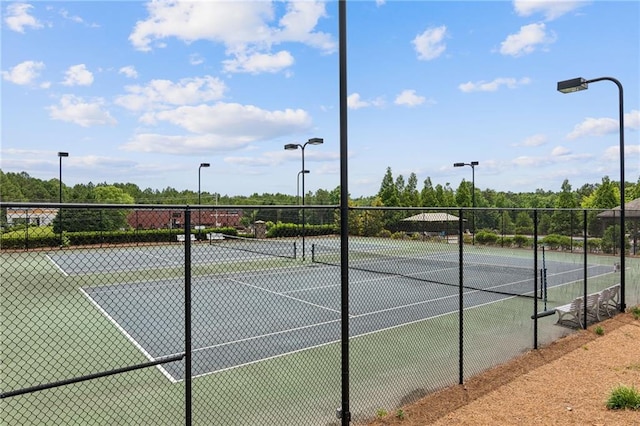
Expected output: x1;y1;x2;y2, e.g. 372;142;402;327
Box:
402;212;464;222
596;198;640;218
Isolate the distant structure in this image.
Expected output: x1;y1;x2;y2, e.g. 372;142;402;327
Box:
126;209;243;230
5;208;58;227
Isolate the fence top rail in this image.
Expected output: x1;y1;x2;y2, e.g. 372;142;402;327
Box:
0;202;340;210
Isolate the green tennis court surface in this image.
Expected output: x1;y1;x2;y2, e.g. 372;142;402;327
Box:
81;255;613;382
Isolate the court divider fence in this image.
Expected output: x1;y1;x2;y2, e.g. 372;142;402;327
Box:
1;202;638;425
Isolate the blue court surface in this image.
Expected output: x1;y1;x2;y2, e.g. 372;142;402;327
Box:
80;253;613;382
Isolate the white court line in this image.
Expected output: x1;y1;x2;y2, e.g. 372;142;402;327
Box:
226;277;343;315
45;254;68;277
78;287;177;383
164;318;340;359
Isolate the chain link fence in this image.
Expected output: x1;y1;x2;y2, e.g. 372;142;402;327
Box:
2;203;638;425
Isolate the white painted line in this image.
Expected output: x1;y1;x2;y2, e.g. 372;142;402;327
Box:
46;254;68;277
227;277;342;315
79;287;177;383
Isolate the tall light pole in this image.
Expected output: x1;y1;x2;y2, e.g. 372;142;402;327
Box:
285;137;323;260
58;152;69;248
454;161;479;244
557;76;625;311
198;162;210;237
297;170;310;205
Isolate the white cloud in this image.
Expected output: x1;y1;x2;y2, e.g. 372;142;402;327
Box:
2;60;45;85
47;95;116;127
149;103;312;136
412;25;447;61
4;3;42;33
118;66;139;79
459;77;531;92
566;117;618;139
513;0;588;21
223;50;294;74
551;146;571;156
394;89;426;107
347;93;384;110
514;134;548;147
189;54;204;65
500;23;555;56
59;8;84;24
625;110;640;129
121;133;251;154
128;1;334;74
62;64;94;86
114;76;227;112
603;144;640;161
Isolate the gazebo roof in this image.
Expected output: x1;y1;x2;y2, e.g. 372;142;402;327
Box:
402;212;464;222
597;198;640;218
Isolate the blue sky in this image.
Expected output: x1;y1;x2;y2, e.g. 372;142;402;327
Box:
2;0;639;199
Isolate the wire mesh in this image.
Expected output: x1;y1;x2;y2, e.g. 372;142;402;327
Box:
1;203;638;425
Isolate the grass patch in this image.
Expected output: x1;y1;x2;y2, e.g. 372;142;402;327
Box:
606;385;640;410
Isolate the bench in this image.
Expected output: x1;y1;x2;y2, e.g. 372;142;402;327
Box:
206;233;225;241
176;234;196;242
554;284;620;326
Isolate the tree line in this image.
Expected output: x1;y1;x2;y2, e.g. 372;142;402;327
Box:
2;168;639;237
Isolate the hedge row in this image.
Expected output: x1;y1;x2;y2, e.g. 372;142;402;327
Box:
0;227;238;250
266;223;336;238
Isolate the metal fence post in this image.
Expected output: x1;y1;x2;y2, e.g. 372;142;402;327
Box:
458;208;464;385
184;208;192;425
533;210;538;349
583;210;588;329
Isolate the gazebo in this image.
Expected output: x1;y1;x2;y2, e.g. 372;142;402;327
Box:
597;197;640;255
400;212;465;237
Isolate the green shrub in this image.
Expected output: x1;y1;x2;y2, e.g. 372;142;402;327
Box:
475;229;498;245
513;234;531;248
630;306;640;320
594;326;604;336
391;231;406;240
377;229;392;238
606;385;640;410
542;234;572;250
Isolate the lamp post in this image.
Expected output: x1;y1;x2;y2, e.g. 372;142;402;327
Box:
297;170;310;205
57;152;69;248
297;170;310;240
198;163;210;237
454;161;479;244
557;76;625;311
285;137;323;260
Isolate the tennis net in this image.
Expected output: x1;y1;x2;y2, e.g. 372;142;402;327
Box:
215;234;297;260
311;243;540;299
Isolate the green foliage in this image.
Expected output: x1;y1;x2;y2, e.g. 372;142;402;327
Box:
375;408;388;418
602;224;631;254
542;234;572;250
377;229;392;238
391;231;406;240
265;223;335;238
630;306;640;320
606;385;640;410
594;326;604;336
513;234;531;248
474;229;498;245
395;409;405;420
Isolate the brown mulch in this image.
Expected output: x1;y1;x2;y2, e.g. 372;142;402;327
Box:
367;311;640;425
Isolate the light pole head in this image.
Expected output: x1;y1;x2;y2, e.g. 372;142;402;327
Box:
301;169;310;174
453;162;465;167
470;161;479;166
200;162;210;168
284;143;299;150
307;137;323;145
557;77;588;94
58;152;69;157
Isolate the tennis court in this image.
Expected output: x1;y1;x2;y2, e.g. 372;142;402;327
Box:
79;248;614;382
